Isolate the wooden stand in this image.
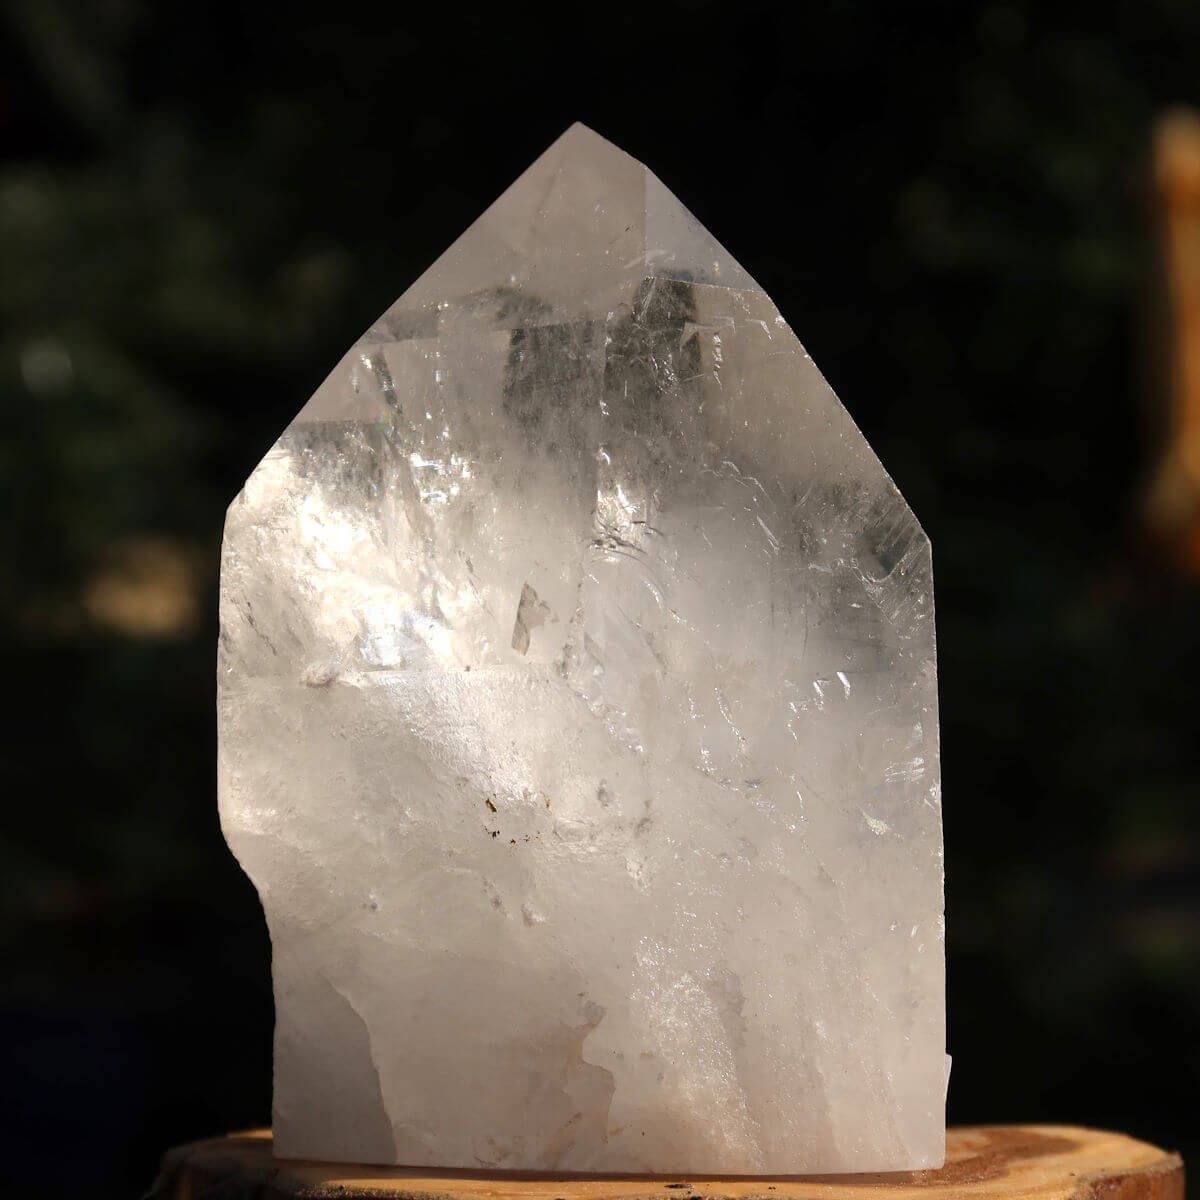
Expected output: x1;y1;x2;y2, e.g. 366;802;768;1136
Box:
151;1126;1183;1200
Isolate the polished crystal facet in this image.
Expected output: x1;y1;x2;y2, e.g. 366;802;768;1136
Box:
218;124;945;1173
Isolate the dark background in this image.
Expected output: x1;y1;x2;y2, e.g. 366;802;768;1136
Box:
2;2;1198;1196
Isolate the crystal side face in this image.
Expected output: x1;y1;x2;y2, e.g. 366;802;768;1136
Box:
217;124;944;1173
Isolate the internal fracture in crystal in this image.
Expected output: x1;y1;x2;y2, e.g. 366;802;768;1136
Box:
218;124;945;1173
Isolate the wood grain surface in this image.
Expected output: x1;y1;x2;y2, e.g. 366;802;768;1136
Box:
150;1125;1183;1200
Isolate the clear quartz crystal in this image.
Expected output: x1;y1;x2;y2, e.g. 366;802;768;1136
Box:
218;124;945;1173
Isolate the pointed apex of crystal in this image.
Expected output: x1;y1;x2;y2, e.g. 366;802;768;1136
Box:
373;123;759;335
556;122;758;291
220;128;944;1175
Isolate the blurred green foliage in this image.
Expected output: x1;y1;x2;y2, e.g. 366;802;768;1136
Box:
0;2;1197;1197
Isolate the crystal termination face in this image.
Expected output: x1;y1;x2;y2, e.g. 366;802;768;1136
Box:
218;124;945;1173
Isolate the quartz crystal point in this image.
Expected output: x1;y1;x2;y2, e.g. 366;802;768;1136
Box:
218;124;945;1174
